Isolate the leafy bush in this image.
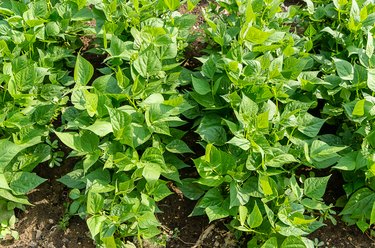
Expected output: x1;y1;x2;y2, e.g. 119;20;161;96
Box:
0;0;374;247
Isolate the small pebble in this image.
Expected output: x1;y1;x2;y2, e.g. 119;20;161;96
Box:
48;219;54;224
35;230;42;240
29;241;37;247
62;238;69;243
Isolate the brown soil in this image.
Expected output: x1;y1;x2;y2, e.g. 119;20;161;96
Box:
0;161;94;248
308;219;375;248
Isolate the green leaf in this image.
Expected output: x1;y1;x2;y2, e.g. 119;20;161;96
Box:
87;215;106;238
0;140;24;172
191;76;211;95
163;0;180;10
304;176;331;199
196;114;227;146
367;69;375;92
55;132;81;151
238;205;248;226
227;137;250;151
297;114;325;138
178;178;205;200
247;202;263;228
240;94;258;121
206;205;229;222
267;154;298;167
341;188;375;220
257;111;269;129
334;58;354;81
82;120;113;137
310;140;345;164
87;191;104;214
202;57;216;79
259;174;273;195
280;236;306;248
142;163;161;183
0;173;10;190
133;51;162;78
333;152;357;171
10;172;46;195
244;27;273;44
138;211;160;229
74;54;94;85
370;201;375;225
261;237;278;248
352;99;365;116
0;189;31;205
166;140;193;154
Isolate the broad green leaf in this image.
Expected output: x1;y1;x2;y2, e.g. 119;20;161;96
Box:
267;154;298;167
368;69;375;92
202;57;216;79
0;189;31;205
366;30;374;57
281;236;306;248
191;76;211;95
0;140;24;172
83;120;113;137
10;172;46;195
133;51;162;78
227;137;250;151
196;114;227;145
138;211;160;229
297;114;325;138
178;178;205;200
352;99;365;116
163;0;180;10
334;58;354;81
244;27;272;44
310;140;345;164
87;215;106;238
166;140;193;154
238;205;248;226
151;183;172;201
333;152;357;171
230;181;250;208
206;205;229;222
370;201;375;225
74;54;94;85
341;188;375;220
55;132;81;151
87;191;104;214
142;163;161;183
257;111;269;129
304;176;331;199
261;237;278;248
259;175;273;195
247;202;263;228
240;94;258;121
0;173;10;190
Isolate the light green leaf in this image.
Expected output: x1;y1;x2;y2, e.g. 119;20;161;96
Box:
238;205;248;226
191;76;211;95
87;191;104;214
206;205;229;222
82;120;113;137
138;211;160;229
368;69;375;92
352;99;365;116
244;27;273;44
142;163;161;183
227;137;250;151
333;152;357;171
166;140;193;154
267;154;298;167
247;202;263;228
87;215;106;238
261;237;278;248
281;236;306;248
74;54;94;85
370;201;375;225
304;176;331;199
334;58;354;81
133;51;162;78
163;0;180;10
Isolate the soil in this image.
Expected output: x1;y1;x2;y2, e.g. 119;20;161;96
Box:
0;160;95;248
